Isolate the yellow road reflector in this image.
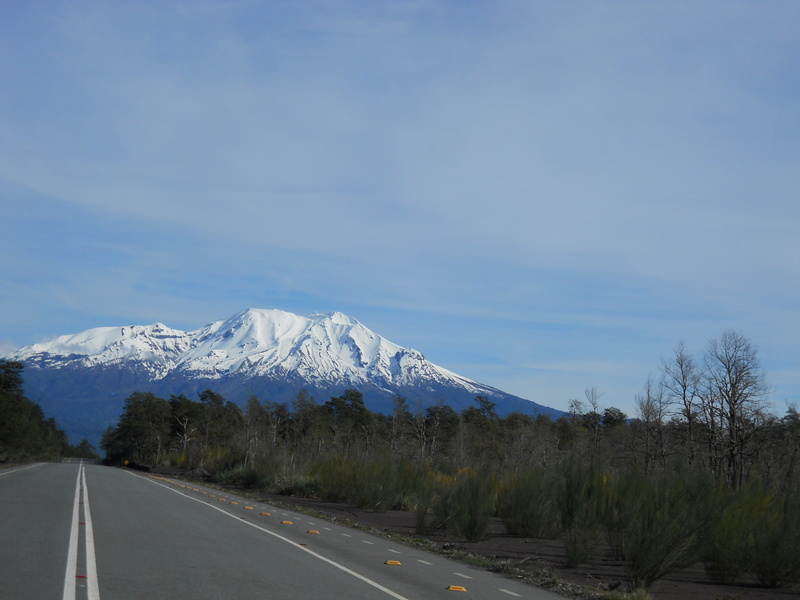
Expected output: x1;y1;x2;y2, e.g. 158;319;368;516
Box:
447;586;467;592
384;560;402;565
281;520;293;525
260;512;271;516
201;491;207;495
244;506;254;510
218;498;226;501
307;530;320;534
209;495;216;498
230;501;238;505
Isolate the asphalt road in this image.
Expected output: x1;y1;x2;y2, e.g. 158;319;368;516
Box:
0;462;564;600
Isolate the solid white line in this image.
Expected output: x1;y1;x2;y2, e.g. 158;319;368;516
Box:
81;465;101;600
0;463;43;477
62;465;81;600
132;473;412;600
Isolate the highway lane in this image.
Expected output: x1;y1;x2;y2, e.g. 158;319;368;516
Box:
0;463;75;599
2;463;564;599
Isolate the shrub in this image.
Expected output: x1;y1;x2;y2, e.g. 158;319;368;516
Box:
700;485;748;584
433;467;497;542
746;488;800;588
557;458;604;567
497;467;557;538
619;471;703;590
449;468;497;542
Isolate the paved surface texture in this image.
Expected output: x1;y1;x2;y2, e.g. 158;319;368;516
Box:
0;463;564;599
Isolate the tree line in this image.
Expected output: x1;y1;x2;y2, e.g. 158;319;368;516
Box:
100;330;800;591
0;360;99;462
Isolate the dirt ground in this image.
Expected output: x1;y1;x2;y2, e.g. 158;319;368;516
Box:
258;492;800;600
151;466;798;600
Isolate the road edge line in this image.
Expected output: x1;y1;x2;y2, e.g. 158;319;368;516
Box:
129;472;412;600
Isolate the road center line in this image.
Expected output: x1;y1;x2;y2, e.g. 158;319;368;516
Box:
63;464;101;600
81;465;101;600
62;466;81;600
134;473;412;600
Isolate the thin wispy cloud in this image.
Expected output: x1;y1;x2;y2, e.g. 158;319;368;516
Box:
1;1;797;415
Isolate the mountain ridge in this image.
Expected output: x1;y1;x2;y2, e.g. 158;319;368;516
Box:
5;308;563;445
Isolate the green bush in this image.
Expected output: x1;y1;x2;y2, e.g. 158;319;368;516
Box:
433;468;496;542
618;471;703;590
746;488;800;588
497;467;557;538
700;485;748;584
557;458;604;567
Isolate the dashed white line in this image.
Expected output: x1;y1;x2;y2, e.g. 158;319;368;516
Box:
363;540;374;545
387;549;402;554
342;533;352;538
453;572;472;580
417;560;433;565
499;589;522;597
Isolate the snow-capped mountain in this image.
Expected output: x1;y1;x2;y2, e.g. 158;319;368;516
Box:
5;308;561;444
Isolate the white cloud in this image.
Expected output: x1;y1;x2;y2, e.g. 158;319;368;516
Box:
1;1;798;414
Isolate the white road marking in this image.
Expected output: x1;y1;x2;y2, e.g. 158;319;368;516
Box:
387;549;402;554
62;466;81;600
0;463;43;476
63;464;101;600
417;560;433;565
136;473;412;600
342;533;352;538
499;589;522;597
363;540;374;545
453;572;472;579
81;465;101;600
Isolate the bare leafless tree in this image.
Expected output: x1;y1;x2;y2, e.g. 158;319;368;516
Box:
703;330;770;489
635;376;670;471
661;340;701;465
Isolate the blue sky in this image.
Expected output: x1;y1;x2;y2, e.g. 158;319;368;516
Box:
1;1;798;418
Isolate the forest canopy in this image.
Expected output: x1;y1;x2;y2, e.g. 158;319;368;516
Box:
0;360;98;462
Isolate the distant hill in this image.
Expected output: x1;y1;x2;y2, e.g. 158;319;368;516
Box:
5;308;564;445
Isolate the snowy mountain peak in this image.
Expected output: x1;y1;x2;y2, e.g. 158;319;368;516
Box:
5;309;440;389
4;308;560;445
